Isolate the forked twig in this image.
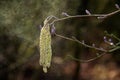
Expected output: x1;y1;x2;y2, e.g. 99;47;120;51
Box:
50;9;120;62
55;32;108;62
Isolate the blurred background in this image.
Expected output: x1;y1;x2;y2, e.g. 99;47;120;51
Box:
0;0;120;80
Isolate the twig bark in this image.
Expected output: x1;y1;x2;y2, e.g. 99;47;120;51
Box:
51;9;120;62
50;9;120;25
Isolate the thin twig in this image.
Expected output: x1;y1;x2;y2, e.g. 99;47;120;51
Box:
55;32;120;62
105;31;120;46
51;9;120;62
66;53;106;62
55;33;107;52
105;31;120;41
50;9;120;25
108;46;120;52
50;14;106;25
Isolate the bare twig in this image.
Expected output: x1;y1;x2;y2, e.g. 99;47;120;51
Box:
55;33;107;52
50;9;120;25
106;33;120;42
55;32;120;62
55;32;108;62
45;9;120;62
66;53;106;62
108;46;120;52
105;31;120;46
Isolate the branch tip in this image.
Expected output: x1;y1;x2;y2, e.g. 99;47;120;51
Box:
62;12;70;17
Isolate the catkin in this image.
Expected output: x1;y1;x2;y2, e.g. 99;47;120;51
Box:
39;22;52;73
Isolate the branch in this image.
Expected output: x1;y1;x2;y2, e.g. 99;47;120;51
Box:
50;9;120;25
55;33;107;52
55;31;120;62
55;32;108;62
46;9;120;62
66;53;106;63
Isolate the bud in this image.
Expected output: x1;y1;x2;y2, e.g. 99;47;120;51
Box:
108;38;112;42
103;36;107;42
82;40;85;44
92;43;95;47
110;42;114;46
85;10;91;15
115;4;120;9
62;12;70;16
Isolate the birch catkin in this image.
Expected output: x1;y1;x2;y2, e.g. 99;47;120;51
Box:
39;19;52;73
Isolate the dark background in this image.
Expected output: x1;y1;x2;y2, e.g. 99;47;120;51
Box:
0;0;120;80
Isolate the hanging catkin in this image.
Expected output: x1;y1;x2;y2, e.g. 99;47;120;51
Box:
39;18;52;73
